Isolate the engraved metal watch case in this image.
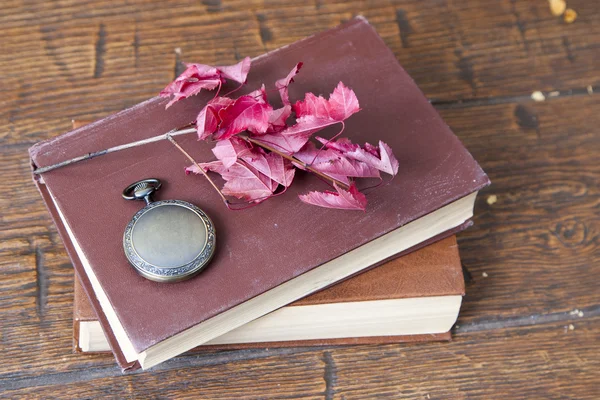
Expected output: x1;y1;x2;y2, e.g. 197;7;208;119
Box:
122;178;216;283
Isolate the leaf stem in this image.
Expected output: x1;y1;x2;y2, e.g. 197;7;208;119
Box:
166;135;230;206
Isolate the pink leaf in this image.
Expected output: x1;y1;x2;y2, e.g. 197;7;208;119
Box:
315;136;360;153
315;137;399;176
293;92;332;119
250;126;315;155
211;138;296;188
299;183;367;211
211;137;253;168
247;84;268;104
255;82;360;153
294;142;380;185
275;62;303;106
241;151;295;188
267;105;292;133
160;64;222;108
196;97;234;140
364;142;380;157
328;81;361;120
214;95;273;140
345;140;399;176
216;57;251;84
186;160;277;203
293;81;360;121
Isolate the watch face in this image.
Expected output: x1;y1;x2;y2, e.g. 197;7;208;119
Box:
123;200;216;282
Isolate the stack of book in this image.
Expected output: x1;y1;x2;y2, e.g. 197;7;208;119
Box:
30;17;488;371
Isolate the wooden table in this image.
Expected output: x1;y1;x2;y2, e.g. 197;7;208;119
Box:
1;1;598;398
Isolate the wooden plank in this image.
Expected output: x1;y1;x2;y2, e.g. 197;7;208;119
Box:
3;318;599;398
1;0;599;145
1;0;599;395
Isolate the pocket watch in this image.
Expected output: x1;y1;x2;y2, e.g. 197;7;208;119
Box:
122;178;216;283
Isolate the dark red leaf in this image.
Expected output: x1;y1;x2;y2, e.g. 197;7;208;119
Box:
196;97;234;140
214;95;273;140
299;183;367;211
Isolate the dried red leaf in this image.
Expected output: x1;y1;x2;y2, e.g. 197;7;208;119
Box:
299;183;367;211
211;137;253;168
275;62;303;106
316;137;399;176
253;82;361;153
294;142;380;185
216;57;251;84
160;64;222;108
247;84;268;104
186;160;277;203
214;95;273;140
242;151;295;188
267;105;292;133
345;140;399;176
160;58;251;109
196;97;234;140
293;82;359;121
211;138;296;188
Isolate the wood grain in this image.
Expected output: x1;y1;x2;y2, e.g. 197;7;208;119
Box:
4;319;599;399
1;0;599;397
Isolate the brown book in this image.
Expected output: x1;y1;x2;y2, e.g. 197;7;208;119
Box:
75;236;462;353
30;17;489;370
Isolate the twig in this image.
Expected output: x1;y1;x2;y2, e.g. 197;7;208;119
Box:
166;135;229;206
242;135;349;190
34;124;349;191
34;127;197;175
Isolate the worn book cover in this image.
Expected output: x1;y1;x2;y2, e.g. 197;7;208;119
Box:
31;17;489;370
74;236;463;353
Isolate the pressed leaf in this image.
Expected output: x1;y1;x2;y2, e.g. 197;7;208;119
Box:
196;97;234;140
216;57;251;83
345;140;399;176
275;62;303;106
214;95;273;140
293;81;360;121
160;58;251;109
211;137;253;168
255;82;361;153
160;64;221;108
316;137;399;176
294;142;380;184
186;160;277;203
299;183;367;211
267;105;292;133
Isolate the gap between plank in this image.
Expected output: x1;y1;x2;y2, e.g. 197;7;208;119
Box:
2;307;598;391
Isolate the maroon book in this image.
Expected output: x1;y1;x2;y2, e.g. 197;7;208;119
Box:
30;16;489;370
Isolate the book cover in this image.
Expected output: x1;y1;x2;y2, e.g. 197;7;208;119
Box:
74;236;463;353
31;17;488;370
